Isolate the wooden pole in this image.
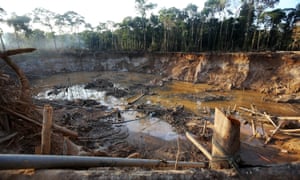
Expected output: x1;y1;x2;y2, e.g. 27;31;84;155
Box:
186;131;212;160
0;105;78;137
41;104;53;154
210;108;240;169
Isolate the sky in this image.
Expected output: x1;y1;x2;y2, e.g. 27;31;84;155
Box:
1;0;206;26
1;0;299;27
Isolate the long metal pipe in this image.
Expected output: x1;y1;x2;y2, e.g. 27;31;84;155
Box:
0;154;207;169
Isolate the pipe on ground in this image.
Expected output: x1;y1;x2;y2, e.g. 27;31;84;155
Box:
0;154;207;169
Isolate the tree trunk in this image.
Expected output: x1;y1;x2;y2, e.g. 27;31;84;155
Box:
210;108;240;169
1;55;31;103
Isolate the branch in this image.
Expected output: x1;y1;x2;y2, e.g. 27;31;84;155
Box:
0;48;36;58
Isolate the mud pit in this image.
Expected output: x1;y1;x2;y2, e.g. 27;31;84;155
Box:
1;51;300;179
20;71;298;162
29;72;202;161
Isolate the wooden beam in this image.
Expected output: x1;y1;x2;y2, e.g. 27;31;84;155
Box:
41;105;53;154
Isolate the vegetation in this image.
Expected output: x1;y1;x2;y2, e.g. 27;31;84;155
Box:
0;0;300;52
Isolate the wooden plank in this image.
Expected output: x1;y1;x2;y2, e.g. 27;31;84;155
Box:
41;105;53;154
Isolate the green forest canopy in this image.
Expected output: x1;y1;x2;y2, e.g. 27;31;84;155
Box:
0;0;300;52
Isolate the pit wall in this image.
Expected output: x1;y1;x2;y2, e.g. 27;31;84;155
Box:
9;50;300;94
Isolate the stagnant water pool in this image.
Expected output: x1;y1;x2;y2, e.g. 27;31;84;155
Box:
32;71;300;141
32;71;300;116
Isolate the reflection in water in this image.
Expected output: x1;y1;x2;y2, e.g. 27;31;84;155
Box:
32;71;300;142
34;84;124;109
121;110;178;140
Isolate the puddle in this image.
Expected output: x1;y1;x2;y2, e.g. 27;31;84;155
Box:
32;71;300;149
148;80;300;116
34;82;179;141
121;110;178;141
34;84;125;109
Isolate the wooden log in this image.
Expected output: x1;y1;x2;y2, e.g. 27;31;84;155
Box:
185;131;212;160
277;117;300;121
0;105;78;137
0;48;36;58
264;121;284;145
263;112;277;128
278;128;300;133
41;105;53;154
127;93;145;105
210;108;240;169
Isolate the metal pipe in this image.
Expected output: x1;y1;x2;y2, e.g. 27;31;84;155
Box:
0;154;207;169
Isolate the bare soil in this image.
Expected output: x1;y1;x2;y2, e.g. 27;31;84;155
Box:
1;51;300;179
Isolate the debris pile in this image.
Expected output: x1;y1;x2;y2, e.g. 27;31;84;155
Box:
0;49;77;154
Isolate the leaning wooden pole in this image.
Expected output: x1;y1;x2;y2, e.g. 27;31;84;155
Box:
210;108;240;169
41;104;53;154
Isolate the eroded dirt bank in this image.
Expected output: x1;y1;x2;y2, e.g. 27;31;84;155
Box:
11;50;300;98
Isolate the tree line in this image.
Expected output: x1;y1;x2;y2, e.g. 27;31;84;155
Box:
0;0;300;52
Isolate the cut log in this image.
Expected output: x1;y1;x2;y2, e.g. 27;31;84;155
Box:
210;108;240;169
41;105;53;154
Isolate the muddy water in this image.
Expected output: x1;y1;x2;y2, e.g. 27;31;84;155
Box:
32;71;180;141
32;71;300;141
148;81;300;117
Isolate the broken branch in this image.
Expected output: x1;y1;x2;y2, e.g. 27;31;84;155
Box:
0;105;78;137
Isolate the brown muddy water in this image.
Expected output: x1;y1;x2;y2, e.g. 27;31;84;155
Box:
32;71;300;139
32;71;300;116
31;71;300;164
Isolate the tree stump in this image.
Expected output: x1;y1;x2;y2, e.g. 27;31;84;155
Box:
210;108;240;169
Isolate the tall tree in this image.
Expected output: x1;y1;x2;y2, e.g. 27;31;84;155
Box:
55;11;85;48
32;8;58;49
6;14;32;48
184;4;199;51
0;7;7;51
135;0;157;50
